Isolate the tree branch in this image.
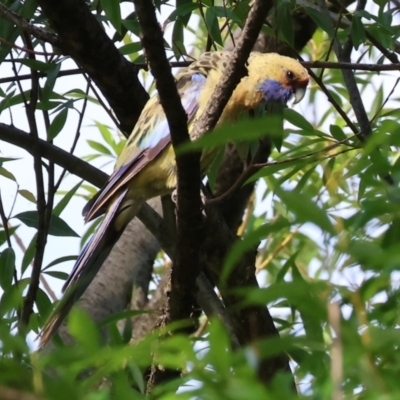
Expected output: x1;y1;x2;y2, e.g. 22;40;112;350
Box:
0;3;60;46
133;0;202;334
0;123;107;188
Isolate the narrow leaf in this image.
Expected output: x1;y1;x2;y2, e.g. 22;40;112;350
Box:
274;186;336;235
53;181;83;217
47;108;68;140
0;248;15;290
13;211;79;237
21;233;37;274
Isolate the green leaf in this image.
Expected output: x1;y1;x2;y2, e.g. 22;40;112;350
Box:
278;1;294;47
42;255;78;271
382;219;400;249
16;59;55;72
35;287;52;320
222;217;291;282
246;159;310;183
122;18;141;36
95;122;121;154
42;271;69;280
0;167;16;182
0;226;18;248
18;189;36;204
211;6;241;24
207;319;231;375
101;0;122;33
284;108;314;132
87;140;113;155
21;234;37;274
53;181;83;217
68;308;101;352
0;281;27;317
20;0;38;19
167;2;198;23
359;276;389;302
0;157;18;163
0;248;15;291
47;108;68;140
177;115;276;153
13;211;79;237
172;18;187;58
244;280;328;320
206;146;225;190
205;7;223;46
274;184;336;236
329;124;346;141
119;42;142;56
304;7;334;37
42;63;61;102
351;16;366;50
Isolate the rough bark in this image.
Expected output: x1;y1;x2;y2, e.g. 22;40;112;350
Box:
41;198;161;349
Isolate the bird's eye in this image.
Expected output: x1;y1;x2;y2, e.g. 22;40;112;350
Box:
286;70;295;80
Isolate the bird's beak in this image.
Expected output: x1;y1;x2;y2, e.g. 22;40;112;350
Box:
293;86;307;104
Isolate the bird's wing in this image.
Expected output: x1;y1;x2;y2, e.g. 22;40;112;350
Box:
83;72;207;222
62;187;129;292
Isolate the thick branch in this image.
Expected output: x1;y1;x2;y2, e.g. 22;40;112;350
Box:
203;199;293;384
133;0;202;330
35;0;148;134
0;123;107;188
43;200;161;349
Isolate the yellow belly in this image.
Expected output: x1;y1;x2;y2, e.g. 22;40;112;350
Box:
126;144;216;201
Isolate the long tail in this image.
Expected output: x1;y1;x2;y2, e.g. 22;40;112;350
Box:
39;188;142;347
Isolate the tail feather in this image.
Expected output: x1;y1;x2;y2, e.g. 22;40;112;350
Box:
39;189;132;347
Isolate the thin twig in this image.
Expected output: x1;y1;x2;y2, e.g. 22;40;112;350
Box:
81;71;121;130
16;35;50;331
222;0;235;48
0;3;60;46
256;226;300;271
54;83;90;190
0;37;57;57
207;142;359;205
369;77;400;126
12;228;57;302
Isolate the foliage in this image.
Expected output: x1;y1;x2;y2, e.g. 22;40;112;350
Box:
0;0;400;399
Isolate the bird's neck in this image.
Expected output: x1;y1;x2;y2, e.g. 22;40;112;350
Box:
221;77;263;121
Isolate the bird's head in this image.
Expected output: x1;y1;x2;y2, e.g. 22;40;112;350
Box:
247;52;310;105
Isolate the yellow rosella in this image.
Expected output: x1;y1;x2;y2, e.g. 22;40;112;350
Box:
39;51;309;345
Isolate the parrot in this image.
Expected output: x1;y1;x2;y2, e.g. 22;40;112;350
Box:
39;51;309;346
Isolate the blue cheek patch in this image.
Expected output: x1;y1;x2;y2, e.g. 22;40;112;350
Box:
259;79;294;104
